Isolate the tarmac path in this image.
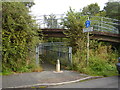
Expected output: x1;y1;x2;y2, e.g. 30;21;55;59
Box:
2;61;90;88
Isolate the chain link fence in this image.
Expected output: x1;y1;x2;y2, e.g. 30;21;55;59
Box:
36;42;72;66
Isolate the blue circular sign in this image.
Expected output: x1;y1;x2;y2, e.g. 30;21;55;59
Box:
85;20;91;28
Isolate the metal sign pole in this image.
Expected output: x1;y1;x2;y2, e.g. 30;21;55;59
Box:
87;32;89;66
85;17;90;66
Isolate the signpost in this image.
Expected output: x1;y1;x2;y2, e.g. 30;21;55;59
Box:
83;27;93;33
85;20;91;28
83;19;93;66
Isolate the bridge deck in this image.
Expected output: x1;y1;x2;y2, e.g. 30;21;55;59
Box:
41;28;120;43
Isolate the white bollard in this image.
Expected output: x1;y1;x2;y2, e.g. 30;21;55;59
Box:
56;59;60;72
53;59;63;73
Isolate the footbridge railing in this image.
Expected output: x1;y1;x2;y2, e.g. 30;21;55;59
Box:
36;14;66;29
36;14;120;34
90;16;120;34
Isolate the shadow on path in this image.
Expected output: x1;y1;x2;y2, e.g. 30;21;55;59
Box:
41;61;66;71
41;61;56;71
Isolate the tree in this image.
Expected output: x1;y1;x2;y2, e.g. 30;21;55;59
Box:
2;2;41;72
104;2;120;34
95;10;106;17
82;3;100;15
104;2;120;20
63;8;87;53
44;14;58;29
23;2;35;8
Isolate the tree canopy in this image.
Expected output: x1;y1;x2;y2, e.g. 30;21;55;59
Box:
44;14;58;29
82;3;100;15
63;8;88;53
104;2;120;20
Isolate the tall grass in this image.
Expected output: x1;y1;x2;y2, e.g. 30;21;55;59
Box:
72;42;119;76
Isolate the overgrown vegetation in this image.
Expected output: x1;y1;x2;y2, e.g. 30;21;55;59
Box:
63;7;119;76
73;42;119;76
2;2;42;74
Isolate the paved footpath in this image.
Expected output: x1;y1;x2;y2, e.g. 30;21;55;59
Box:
1;70;103;89
2;70;92;88
1;62;102;89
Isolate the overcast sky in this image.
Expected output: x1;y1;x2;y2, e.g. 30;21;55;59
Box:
30;0;108;17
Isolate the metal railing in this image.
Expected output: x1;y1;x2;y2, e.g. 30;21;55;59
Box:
35;14;120;34
36;42;72;66
90;16;120;34
36;14;66;29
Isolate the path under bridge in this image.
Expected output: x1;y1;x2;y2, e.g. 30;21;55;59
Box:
36;42;72;68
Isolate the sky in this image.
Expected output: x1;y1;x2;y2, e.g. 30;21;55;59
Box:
30;0;108;17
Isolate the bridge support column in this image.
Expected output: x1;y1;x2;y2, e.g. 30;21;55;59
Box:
36;45;39;66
